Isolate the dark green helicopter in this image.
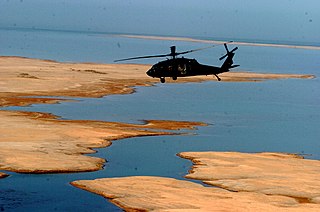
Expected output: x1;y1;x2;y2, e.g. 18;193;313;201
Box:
114;42;239;83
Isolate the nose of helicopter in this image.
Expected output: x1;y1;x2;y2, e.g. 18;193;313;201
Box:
146;67;154;77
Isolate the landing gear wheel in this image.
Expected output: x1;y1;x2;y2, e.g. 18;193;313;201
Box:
160;77;166;83
172;76;177;80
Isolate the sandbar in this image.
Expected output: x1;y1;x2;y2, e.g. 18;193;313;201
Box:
72;152;320;211
119;34;320;51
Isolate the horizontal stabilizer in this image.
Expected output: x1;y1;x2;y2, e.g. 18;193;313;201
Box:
230;65;240;69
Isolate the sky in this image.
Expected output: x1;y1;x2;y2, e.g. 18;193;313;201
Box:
0;0;319;42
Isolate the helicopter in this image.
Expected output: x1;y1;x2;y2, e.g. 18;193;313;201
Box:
114;42;239;83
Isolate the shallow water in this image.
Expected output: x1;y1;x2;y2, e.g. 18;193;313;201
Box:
1;28;320;211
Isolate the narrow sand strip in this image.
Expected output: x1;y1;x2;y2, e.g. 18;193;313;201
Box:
119;34;320;50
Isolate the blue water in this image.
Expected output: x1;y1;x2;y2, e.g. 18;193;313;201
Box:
1;28;320;211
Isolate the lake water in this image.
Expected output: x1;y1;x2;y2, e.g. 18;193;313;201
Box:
1;28;320;211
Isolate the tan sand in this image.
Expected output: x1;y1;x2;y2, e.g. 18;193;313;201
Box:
72;152;320;211
0;110;205;173
71;176;320;211
119;34;320;51
219;72;314;82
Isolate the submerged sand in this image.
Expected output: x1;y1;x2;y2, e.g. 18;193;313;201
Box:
72;152;320;211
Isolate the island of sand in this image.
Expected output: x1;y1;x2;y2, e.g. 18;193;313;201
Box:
0;56;316;210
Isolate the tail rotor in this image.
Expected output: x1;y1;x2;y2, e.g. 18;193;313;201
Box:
219;43;239;73
219;44;238;61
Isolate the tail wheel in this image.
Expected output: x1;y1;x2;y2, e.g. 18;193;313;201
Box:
214;74;221;81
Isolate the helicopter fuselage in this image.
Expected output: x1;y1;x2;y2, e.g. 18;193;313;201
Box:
146;57;227;82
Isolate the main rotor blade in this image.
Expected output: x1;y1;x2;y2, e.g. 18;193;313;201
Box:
114;54;169;62
176;45;214;56
114;41;234;62
176;41;233;56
